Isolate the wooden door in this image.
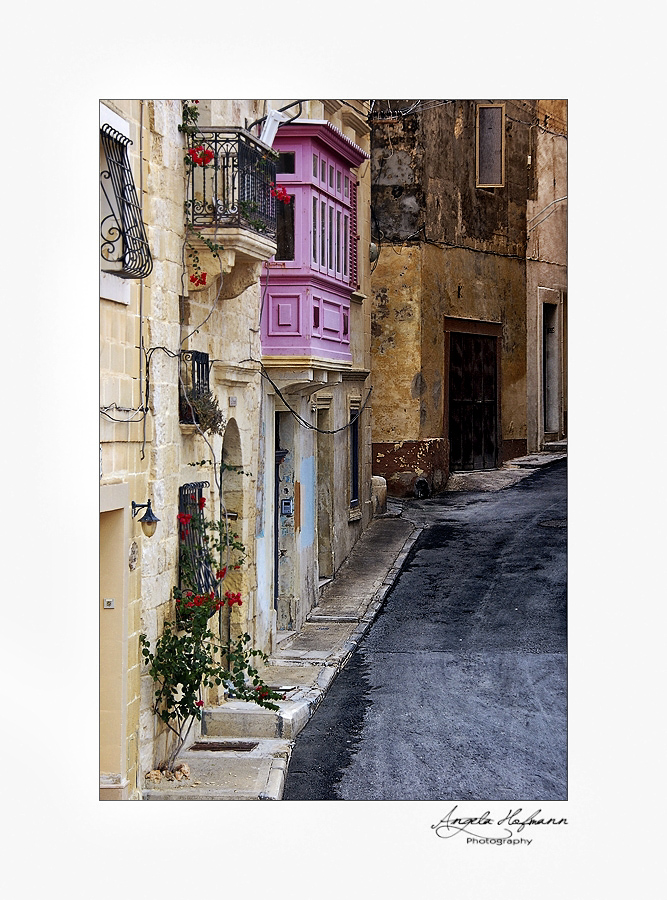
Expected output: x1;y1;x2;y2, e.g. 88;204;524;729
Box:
448;331;498;470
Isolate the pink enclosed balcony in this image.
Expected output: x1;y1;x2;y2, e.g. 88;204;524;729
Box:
260;121;368;368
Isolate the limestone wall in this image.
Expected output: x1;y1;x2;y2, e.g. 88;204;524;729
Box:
101;98;375;794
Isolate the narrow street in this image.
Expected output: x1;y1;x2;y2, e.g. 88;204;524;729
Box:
284;459;567;801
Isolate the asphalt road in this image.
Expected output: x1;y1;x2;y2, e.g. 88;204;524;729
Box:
284;459;567;801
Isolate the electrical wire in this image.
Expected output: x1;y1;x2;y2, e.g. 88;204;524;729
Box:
527;195;568;225
100;403;147;423
258;363;373;434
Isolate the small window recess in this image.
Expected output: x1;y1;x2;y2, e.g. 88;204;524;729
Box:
276;195;295;260
476;103;505;189
277;151;295;174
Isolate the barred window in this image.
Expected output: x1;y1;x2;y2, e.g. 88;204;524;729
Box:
100;124;153;278
179;350;210;424
178;482;216;595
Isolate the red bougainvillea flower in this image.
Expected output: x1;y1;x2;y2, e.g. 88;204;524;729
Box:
198;496;206;509
187;145;214;167
224;591;242;607
177;513;192;525
189;272;208;287
270;184;291;204
215;567;227;581
195;700;204;707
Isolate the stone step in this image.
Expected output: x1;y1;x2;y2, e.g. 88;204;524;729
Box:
143;748;289;800
201;698;311;741
543;439;567;452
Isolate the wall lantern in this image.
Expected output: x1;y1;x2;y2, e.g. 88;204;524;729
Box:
369;242;379;263
131;499;160;538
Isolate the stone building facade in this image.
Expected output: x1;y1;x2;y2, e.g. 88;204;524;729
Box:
99;99;373;799
369;100;567;496
526;101;568;452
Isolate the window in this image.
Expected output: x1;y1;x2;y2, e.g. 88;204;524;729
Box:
100;123;153;279
178;481;216;594
349;405;360;509
179;350;211;424
312;196;318;263
476;103;505;188
343;214;349;277
276;195;295;260
277;151;295;174
349;179;358;288
321;199;326;263
336;211;341;272
328;206;334;270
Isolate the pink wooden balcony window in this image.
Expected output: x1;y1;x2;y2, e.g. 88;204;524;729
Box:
260;123;367;363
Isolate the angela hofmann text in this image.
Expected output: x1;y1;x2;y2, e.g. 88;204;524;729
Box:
431;806;568;845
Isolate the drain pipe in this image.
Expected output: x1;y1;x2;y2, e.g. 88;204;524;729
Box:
139;99;147;459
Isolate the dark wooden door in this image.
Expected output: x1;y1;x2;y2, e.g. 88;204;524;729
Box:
449;332;498;470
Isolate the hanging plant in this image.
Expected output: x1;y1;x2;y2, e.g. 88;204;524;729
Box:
183;387;225;436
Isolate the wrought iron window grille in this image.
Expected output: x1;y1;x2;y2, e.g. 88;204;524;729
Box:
179;350;211;424
179;481;217;596
186;128;278;237
100;124;153;279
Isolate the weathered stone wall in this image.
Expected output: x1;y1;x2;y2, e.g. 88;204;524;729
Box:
370;247;423;442
526;101;568;450
421;242;528;454
370;101;535;494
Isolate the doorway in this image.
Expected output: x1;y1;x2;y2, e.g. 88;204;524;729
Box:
542;302;560;435
446;319;501;471
316;406;334;579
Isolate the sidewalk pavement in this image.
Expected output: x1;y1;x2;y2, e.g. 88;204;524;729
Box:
142;446;566;801
142;514;421;800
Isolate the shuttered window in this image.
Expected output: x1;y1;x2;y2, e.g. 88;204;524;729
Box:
349;179;358;289
476;103;505;188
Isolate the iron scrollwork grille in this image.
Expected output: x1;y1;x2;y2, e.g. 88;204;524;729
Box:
179;350;211;424
100;124;153;279
179;481;217;596
186;128;278;237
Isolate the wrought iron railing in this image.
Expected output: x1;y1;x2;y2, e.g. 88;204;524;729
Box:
179;481;217;596
100;124;153;278
185;128;278;237
179;350;211;424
